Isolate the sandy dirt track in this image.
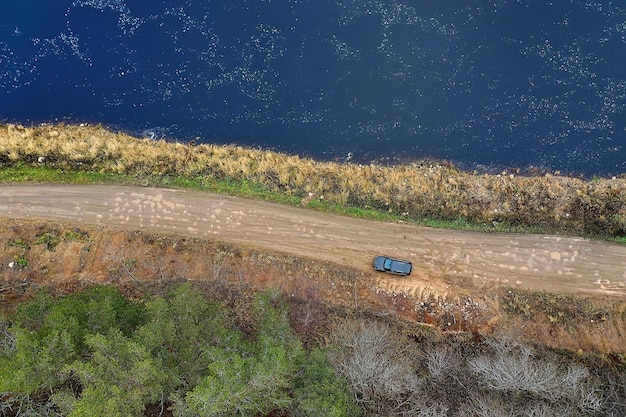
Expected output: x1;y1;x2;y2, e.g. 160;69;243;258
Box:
1;184;625;298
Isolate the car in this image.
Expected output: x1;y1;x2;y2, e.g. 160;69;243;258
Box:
373;255;412;276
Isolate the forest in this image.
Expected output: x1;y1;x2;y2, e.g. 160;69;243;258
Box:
1;283;624;417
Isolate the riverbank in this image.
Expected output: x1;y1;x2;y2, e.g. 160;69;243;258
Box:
1;123;625;240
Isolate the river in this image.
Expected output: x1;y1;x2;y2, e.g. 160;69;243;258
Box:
1;0;625;176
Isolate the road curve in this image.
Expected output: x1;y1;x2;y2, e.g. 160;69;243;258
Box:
1;184;625;297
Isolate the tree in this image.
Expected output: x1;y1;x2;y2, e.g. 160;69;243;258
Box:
0;325;74;394
134;282;241;393
468;337;605;415
181;291;303;417
329;319;422;416
292;348;361;417
0;285;147;395
14;285;146;352
63;329;167;417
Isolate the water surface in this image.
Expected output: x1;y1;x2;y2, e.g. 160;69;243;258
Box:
1;0;625;175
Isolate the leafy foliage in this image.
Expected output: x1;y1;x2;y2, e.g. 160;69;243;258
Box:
182;292;302;416
134;283;241;391
64;329;167;417
1;286;146;394
36;232;60;251
292;348;361;417
0;284;359;417
0;324;74;394
14;285;146;338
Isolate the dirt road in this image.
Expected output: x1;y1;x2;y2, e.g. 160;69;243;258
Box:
1;184;625;298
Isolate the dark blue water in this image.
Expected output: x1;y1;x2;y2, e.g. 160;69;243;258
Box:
1;1;625;176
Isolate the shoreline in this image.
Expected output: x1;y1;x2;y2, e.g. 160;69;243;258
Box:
1;122;625;241
5;119;624;180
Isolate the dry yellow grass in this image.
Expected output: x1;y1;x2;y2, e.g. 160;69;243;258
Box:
1;123;625;237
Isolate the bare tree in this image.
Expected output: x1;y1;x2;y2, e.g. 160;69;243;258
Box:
425;348;459;381
329;319;423;416
0;393;62;417
469;337;604;413
0;319;16;355
288;286;325;343
459;392;515;417
104;246;141;284
604;373;626;417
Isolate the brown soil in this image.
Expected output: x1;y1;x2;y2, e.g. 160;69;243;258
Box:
2;184;626;353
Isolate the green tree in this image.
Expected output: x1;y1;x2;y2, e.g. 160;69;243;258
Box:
0;325;74;393
292;348;361;417
181;291;304;417
184;345;291;416
13;285;146;352
11;288;54;331
41;286;146;343
134;283;241;393
64;329;167;417
0;286;146;396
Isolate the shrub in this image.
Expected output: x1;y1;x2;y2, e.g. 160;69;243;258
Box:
8;238;30;250
468;338;604;414
35;232;60;251
13;254;28;270
329;319;422;416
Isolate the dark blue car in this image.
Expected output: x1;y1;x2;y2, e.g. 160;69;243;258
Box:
373;256;412;276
